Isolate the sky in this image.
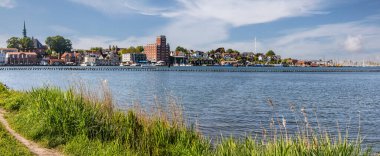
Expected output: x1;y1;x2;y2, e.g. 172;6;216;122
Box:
0;0;380;60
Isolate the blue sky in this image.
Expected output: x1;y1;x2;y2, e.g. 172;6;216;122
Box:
0;0;380;60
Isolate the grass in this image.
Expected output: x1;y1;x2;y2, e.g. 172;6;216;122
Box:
0;82;373;156
0;124;33;156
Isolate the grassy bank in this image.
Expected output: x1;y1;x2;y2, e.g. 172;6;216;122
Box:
0;82;372;155
0;124;32;156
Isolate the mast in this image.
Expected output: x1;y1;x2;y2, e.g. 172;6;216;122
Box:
254;37;257;53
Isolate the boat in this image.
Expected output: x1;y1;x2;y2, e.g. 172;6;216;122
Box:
80;63;88;66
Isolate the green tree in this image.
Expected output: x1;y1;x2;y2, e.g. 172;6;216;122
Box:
266;50;276;57
119;49;128;54
175;46;188;53
45;36;72;59
6;37;20;50
90;47;103;52
136;46;144;53
19;37;34;52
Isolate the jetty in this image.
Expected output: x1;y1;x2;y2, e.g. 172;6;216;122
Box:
1;66;380;72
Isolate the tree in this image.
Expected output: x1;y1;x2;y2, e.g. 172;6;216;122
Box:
136;46;144;53
6;37;20;50
45;36;72;59
266;50;276;57
175;46;188;53
19;37;34;52
90;47;103;52
226;49;234;53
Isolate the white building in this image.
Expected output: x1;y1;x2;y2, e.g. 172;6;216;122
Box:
0;48;18;65
82;54;98;66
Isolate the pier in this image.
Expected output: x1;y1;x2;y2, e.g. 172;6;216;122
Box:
1;66;380;72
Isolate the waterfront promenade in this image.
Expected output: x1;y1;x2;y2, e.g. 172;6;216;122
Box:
1;66;380;72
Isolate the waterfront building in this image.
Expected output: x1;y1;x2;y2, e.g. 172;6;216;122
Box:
144;35;170;64
61;52;82;65
82;53;98;66
5;52;38;65
97;52;120;66
122;53;147;64
170;51;187;65
0;48;18;65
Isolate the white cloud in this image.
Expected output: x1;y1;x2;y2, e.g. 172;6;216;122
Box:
263;20;380;59
166;0;325;27
68;0;168;15
67;0;327;50
0;0;15;8
344;35;362;52
71;35;154;49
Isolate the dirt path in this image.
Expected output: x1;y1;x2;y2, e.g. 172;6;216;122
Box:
0;109;63;156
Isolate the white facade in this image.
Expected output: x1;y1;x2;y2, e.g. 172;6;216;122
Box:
122;54;132;63
83;54;97;65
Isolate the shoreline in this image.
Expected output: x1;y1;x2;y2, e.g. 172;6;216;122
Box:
1;66;380;72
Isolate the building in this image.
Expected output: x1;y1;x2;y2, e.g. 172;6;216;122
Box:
144;35;170;64
122;53;147;64
170;51;187;65
61;52;82;65
5;52;38;65
0;48;18;65
82;53;98;66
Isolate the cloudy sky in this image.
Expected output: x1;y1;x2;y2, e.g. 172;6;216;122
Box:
0;0;380;60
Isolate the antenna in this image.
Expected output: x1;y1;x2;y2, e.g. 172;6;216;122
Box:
254;37;257;53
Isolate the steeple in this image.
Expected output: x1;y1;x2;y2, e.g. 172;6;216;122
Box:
22;21;27;37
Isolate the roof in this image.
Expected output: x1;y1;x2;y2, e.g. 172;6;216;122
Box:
6;52;37;55
0;48;18;50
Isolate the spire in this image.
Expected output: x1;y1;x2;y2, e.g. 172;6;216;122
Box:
23;21;27;37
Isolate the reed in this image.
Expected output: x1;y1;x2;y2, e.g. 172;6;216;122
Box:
0;82;373;155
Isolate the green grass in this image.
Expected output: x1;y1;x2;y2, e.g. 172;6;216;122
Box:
0;120;32;156
0;82;373;156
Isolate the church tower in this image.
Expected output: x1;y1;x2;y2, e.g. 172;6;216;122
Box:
22;21;27;37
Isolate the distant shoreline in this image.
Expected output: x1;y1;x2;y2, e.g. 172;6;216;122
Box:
1;66;380;72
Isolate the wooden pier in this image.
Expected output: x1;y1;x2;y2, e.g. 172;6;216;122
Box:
0;66;379;72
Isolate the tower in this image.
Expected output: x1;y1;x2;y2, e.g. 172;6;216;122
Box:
22;21;27;37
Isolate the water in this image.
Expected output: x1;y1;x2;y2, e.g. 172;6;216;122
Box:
1;67;379;151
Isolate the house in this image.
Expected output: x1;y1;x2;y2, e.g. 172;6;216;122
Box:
170;51;187;65
5;52;38;65
82;53;98;66
97;52;120;66
191;51;205;59
49;59;65;66
61;52;82;65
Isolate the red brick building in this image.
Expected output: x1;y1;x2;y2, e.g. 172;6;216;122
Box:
144;35;170;64
5;52;38;65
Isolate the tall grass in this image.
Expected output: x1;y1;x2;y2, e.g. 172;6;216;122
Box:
0;82;373;155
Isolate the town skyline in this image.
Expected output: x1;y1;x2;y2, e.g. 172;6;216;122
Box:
1;0;380;61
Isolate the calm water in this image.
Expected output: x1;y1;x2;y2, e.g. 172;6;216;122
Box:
1;67;379;151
